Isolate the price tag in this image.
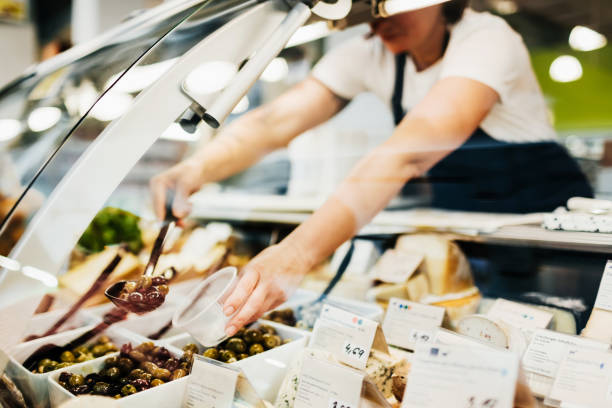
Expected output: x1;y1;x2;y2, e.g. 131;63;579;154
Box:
372;250;423;283
402;344;519;408
183;355;239;408
310;305;381;370
549;348;612;408
594;261;612;312
523;329;610;378
294;352;363;408
486;298;553;337
382;298;444;350
433;328;491;349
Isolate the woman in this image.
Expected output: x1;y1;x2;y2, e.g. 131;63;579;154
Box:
150;1;592;335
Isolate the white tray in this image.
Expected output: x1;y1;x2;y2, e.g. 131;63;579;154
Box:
23;308;101;339
164;320;309;402
5;326;145;408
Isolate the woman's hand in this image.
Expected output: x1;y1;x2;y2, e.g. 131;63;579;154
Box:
149;158;206;220
222;241;313;336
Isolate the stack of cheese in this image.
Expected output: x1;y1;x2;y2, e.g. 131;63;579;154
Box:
367;233;481;326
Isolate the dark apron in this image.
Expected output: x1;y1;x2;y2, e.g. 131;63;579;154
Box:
392;53;593;213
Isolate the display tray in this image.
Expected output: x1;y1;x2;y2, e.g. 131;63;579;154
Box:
5;326;145;408
47;340;186;408
22;308;101;339
164;320;309;402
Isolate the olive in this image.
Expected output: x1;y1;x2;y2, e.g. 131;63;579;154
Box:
259;325;277;335
219;350;236;362
136;341;155;353
262;334;282;350
117;357;134;373
152;346;171;360
97;335;112;344
171;369;188;380
226;357;238;363
68;374;85;387
119;377;129;386
182;343;199;354
59;372;72;384
91;345;108;357
92;382;112;395
141;361;158;374
243;329;263;345
72;384;90;395
105;367;122;381
121;384;138;396
157;284;169;295
41;361;58;373
226;338;247;354
76;353;92;363
128;350;147;363
181;350;194;363
151;379;164;387
248;343;264;356
128;291;144;303
105;356;120;367
235;328;246;339
164;358;180;372
130;378;150;391
153;368;172;381
57;362;73;369
73;346;89;356
137;276;153;289
151;276;167;286
104;343;118;353
114;394;121;399
60;351;76;363
85;373;102;386
237;353;249;361
179;361;191;370
128;369;146;379
124;281;137;293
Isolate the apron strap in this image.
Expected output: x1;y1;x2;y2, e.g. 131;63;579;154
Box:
391;53;407;126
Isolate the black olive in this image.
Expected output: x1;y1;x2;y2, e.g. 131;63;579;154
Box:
130;378;150;391
243;329;263;344
226;338;247;354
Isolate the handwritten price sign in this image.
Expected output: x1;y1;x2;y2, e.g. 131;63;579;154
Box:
343;342;368;362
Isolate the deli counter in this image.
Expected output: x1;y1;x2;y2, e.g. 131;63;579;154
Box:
0;0;611;407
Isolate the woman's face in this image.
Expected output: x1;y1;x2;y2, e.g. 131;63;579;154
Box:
370;5;445;54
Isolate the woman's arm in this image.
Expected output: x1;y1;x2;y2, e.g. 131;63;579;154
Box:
150;77;347;218
223;76;500;334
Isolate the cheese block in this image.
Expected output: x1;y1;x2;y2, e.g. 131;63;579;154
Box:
366;274;430;305
431;292;481;326
365;349;409;399
395;234;474;295
405;273;430;302
456;315;508;349
581;308;612;343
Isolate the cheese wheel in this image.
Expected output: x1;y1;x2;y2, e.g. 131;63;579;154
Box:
456;315;509;349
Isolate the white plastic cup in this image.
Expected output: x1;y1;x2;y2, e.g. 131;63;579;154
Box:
172;266;238;346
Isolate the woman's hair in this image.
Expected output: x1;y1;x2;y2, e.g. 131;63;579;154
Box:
442;0;469;24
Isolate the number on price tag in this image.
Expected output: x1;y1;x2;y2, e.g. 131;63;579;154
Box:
465;396;499;408
343;341;368;362
329;398;354;408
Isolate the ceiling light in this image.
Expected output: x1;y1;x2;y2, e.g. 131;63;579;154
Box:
184;61;238;95
569;26;607;52
0;119;22;142
549;55;583;83
22;265;58;287
260;58;289;83
231;96;250;114
89;91;134;122
27;107;62;132
105;58;179;93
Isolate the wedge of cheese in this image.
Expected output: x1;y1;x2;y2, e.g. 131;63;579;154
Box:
582;308;612;343
365;350;409;399
430;291;481;326
395;234;474;296
367;274;430;305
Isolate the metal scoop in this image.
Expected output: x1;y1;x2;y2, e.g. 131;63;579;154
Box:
104;192;177;314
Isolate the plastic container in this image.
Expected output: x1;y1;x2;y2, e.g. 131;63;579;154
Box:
5;326;144;408
165;320;309;402
172;266;237;347
47;342;186;408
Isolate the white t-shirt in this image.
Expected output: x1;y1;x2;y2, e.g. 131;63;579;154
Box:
311;9;556;143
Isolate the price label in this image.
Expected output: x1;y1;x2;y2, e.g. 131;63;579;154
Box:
382;298;444;350
183;355;239;408
594;261;612;312
328;399;354;408
486;298;552;337
310;305;378;370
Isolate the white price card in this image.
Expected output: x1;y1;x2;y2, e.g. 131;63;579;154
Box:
486;298;553;336
523;329;610;378
372;250;423;284
183;355;239;408
402;344;519;408
433;328;491;350
294;352;363;408
310;305;380;370
382;298;444;350
594;260;612;312
549;348;612;408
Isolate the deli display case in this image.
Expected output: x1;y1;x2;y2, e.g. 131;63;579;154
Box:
0;0;611;407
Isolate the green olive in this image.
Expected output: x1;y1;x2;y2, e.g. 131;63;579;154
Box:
202;348;219;360
60;351;76;363
121;384;138;396
182;343;199;354
219;350;236;362
226;338;247;354
68;374;85;387
93;382;112;395
76;353;92;363
226;357;238;363
237;353;249;360
136;341;155;353
150;379;164;387
153;368;171;381
243;329;263;345
105;367;121;381
117;357;134;373
262;333;281;349
248;343;264;356
91;345;108;357
259;325;277;335
97;335;111;344
105;356;120;367
73;346;89;356
141;361;158;374
41;361;58;373
181;350;194;363
235;328;246;339
128;369;145;379
171;369;188;380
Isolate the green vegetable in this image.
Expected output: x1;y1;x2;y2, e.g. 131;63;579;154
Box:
78;207;143;254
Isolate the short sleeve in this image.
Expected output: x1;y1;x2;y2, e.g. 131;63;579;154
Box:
440;25;527;102
311;36;371;100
